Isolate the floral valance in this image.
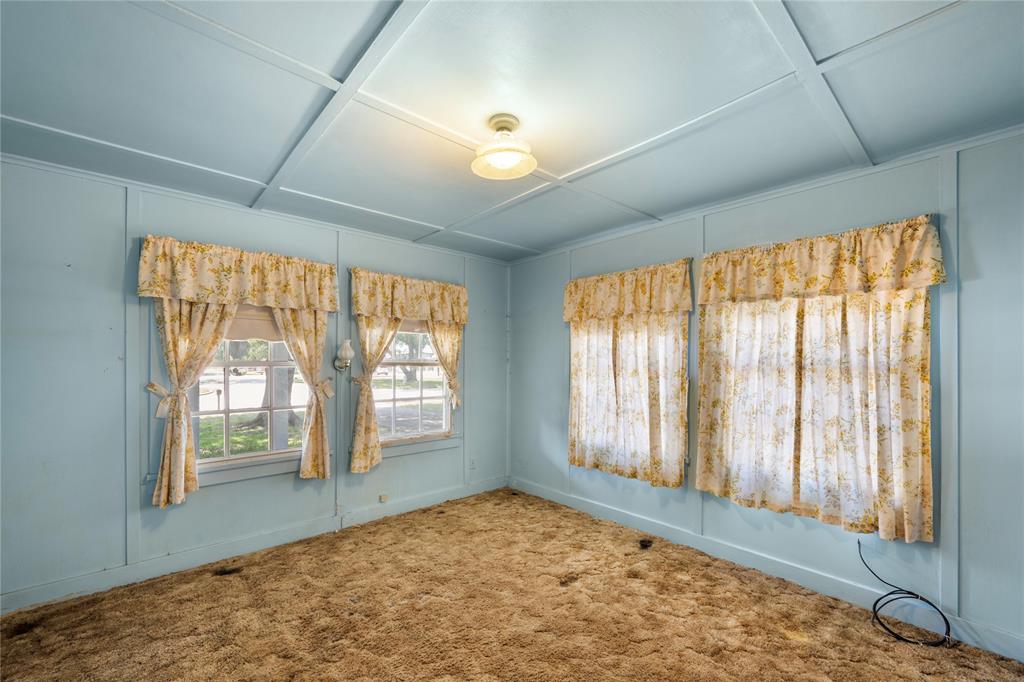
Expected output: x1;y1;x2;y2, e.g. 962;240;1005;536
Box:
351;268;468;324
563;259;692;323
698;215;945;305
138;235;339;312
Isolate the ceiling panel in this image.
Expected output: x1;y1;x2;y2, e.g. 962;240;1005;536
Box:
1;117;264;206
826;1;1024;162
177;0;397;80
362;1;790;176
572;79;854;217
460;187;642;252
0;1;330;182
784;0;953;61
261;188;438;241
417;230;540;261
284;101;544;226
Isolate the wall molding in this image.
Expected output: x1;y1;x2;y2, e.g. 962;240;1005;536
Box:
511;123;1024;265
342;476;507;527
0;153;510;267
510;477;1023;661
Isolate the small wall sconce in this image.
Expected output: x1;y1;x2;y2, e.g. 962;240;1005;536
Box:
334;339;355;371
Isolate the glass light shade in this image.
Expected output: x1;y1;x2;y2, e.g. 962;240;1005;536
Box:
338;339;355;363
471;131;538;180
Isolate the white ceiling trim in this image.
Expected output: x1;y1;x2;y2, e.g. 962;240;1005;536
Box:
0;114;268;187
277;187;445;230
754;1;872;166
250;0;428;210
414;228;542;255
353;91;656;224
131;1;342;92
813;0;968;74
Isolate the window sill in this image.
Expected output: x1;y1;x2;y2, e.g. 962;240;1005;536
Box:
379;434;462;459
196;450;302;486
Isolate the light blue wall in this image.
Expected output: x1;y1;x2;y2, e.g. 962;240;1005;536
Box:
509;133;1024;660
1;131;1021;660
1;159;509;610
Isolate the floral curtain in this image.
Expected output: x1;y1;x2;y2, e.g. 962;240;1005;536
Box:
350;316;402;473
426;320;464;408
564;260;692;487
695;216;944;542
148;299;237;508
139;235;339;506
272;308;333;480
139;235;339;312
350;268;468;473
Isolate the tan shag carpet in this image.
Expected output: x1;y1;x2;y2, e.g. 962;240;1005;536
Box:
2;489;1021;681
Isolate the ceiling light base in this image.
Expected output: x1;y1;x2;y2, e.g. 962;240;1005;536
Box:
488;113;520;133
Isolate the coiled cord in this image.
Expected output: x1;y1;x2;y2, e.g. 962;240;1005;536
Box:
857;539;953;647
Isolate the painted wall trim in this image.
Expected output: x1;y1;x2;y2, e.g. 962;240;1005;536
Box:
509;477;1023;662
0;515;340;615
0;153;511;267
342;476;507;527
511;123;1024;265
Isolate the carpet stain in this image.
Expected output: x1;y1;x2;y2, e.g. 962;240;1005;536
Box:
1;489;1020;681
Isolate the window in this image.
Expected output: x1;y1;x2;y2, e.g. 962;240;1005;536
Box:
373;323;450;444
191;338;307;462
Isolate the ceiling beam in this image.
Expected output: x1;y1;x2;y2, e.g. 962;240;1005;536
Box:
817;0;968;75
250;0;428;210
132;1;342;92
754;1;872;167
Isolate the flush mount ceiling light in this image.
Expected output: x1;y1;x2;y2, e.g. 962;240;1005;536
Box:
471;113;538;180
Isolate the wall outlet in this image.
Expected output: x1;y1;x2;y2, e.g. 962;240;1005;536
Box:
468;458;477;470
378;493;388;504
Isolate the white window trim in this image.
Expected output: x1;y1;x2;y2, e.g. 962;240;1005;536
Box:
375;330;452;446
194;341;306;469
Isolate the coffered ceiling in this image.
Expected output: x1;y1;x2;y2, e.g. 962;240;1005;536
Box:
3;1;1022;260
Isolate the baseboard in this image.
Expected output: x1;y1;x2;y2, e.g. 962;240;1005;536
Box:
0;477;509;615
342;476;508;527
0;515;340;615
510;477;1024;662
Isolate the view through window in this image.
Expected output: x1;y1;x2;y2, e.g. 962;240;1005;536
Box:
192;339;307;461
374;327;450;443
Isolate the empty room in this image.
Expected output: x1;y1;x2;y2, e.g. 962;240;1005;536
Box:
1;0;1022;679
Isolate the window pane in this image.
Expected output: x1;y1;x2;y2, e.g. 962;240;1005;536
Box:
195;368;225;412
229;367;268;409
422;398;445;433
372;366;394;400
375;402;393;440
227;339;269;362
229;411;269;455
197;415;225;459
272;366;307;407
270;341;292;361
272;409;304;450
395;365;420;398
394;400;420;436
422;366;444;397
391;332;420;361
420;333;437;361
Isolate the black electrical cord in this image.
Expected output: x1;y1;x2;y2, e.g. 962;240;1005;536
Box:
857;539;952;647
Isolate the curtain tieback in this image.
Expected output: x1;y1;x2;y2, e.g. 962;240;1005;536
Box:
353;374;373;390
314;378;335;401
447;379;461;408
146;381;186;418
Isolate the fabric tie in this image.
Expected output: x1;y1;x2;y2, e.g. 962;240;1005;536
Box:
353;374;373;391
146;381;187;418
447;378;461;408
314;377;335;401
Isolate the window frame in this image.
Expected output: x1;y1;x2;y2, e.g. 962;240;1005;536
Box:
374;328;452;447
193;339;307;468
